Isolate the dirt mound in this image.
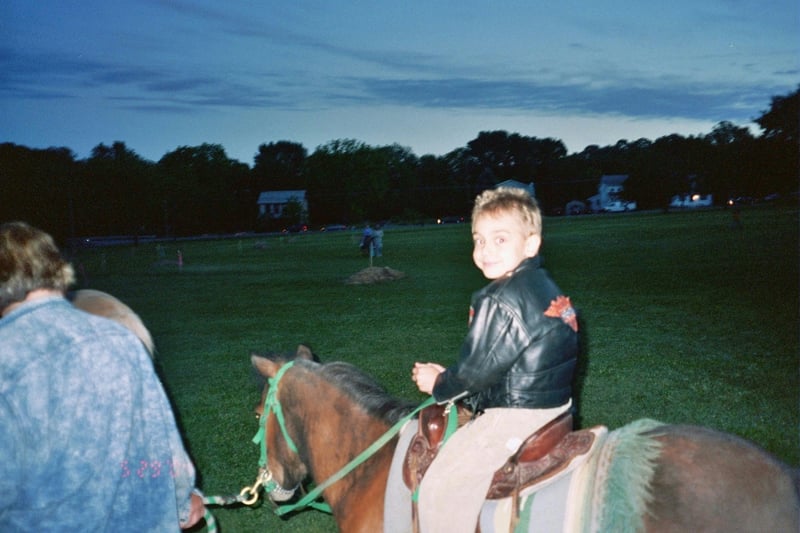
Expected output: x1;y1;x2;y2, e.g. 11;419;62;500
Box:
345;266;406;285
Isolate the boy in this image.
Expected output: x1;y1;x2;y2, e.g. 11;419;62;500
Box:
412;187;578;531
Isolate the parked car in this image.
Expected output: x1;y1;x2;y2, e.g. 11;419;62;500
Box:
671;194;712;208
603;200;637;212
437;215;465;224
727;196;754;206
320;224;348;232
283;223;308;233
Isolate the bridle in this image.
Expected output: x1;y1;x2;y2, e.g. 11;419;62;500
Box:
251;359;436;517
251;361;302;502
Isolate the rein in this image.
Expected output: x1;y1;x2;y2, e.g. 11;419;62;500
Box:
252;360;437;516
196;362;303;531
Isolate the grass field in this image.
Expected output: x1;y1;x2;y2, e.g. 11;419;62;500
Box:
71;206;799;532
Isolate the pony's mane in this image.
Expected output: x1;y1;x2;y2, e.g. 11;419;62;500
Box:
304;360;416;424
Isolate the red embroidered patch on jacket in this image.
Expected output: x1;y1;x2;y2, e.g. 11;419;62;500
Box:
544;296;578;332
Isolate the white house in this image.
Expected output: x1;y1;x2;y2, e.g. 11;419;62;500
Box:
587;174;631;212
257;190;308;219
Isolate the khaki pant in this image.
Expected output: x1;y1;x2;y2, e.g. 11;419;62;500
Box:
417;402;571;533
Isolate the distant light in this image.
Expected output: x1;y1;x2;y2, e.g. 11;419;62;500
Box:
691;194;701;202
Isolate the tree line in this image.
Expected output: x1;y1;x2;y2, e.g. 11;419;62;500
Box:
2;87;796;244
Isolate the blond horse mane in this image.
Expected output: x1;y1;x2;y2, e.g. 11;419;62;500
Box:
68;289;155;357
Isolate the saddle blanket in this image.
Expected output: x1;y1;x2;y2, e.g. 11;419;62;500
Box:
479;426;607;533
384;421;609;533
384;418;417;533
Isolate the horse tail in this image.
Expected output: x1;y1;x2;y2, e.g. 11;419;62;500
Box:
68;289;156;357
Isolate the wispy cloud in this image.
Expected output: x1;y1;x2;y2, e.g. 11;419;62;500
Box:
2;0;796;160
3;41;788;124
342;75;786;123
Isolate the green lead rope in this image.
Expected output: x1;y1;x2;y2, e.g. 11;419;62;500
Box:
252;361;299;469
201;508;218;533
272;396;437;516
251;360;457;517
253;372;437;517
205;361;454;526
444;401;459;442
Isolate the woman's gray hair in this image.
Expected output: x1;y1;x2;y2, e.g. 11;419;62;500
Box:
0;221;75;310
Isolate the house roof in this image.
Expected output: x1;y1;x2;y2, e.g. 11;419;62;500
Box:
495;179;535;196
600;174;629;186
257;190;306;204
496;179;533;189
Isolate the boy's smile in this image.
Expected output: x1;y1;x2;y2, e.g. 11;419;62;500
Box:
472;211;541;280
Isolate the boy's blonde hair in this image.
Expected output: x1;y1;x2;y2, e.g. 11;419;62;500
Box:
0;221;75;310
471;187;542;236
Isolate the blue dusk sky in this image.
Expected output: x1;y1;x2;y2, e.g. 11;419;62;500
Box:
2;1;797;165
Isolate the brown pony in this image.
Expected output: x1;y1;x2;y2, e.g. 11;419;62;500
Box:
252;346;799;533
69;289;155;356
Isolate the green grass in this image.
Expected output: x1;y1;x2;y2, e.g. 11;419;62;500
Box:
72;207;799;532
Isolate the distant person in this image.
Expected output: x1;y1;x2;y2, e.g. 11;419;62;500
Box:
0;221;204;531
411;188;579;532
359;223;374;256
731;207;743;230
372;223;384;257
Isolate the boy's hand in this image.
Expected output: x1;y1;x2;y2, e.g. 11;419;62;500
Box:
412;362;445;394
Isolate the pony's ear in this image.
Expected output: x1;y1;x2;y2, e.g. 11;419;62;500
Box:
296;344;319;362
251;354;279;378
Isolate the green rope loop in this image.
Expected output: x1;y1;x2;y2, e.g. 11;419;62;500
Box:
249;359;440;518
252;361;297;468
273;396;436;516
202;509;217;533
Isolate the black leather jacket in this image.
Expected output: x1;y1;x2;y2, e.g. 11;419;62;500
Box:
432;256;578;412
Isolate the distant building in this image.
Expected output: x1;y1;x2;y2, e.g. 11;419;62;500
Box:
495;179;536;198
587;174;630;212
257;190;308;219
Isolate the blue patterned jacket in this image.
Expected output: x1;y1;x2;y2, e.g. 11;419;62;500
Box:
0;296;196;531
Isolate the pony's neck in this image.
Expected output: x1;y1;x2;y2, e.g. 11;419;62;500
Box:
294;373;394;524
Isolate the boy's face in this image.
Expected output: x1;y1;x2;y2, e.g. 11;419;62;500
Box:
472;211;541;280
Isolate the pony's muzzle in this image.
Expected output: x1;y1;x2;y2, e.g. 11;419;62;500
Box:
260;469;298;502
267;483;297;502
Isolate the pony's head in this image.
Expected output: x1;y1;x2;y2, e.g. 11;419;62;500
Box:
250;344;415;506
251;344;318;502
251;344;319;419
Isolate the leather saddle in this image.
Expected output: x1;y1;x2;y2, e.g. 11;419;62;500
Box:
402;406;594;498
402;402;472;491
485;413;595;499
